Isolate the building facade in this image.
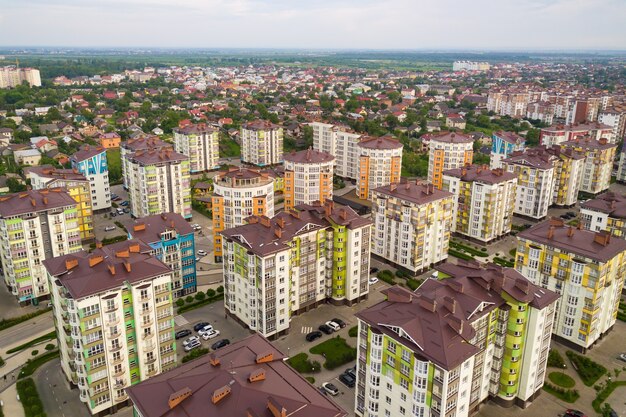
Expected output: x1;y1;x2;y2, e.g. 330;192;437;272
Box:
516;220;626;351
125;147;192;219
284;148;334;211
211;168;275;263
26;165;95;241
0;66;42;88
580;192;626;238
561;137;617;195
427;132;474;190
44;240;177;415
125;213;197;297
540;122;615;146
240;120;283;166
71;145;111;211
355;261;558;417
443;166;517;243
0;189;82;303
120;136;168;188
173;124;220;173
490;131;525;169
221;202;371;339
311;121;362;179
357;136;403;200
372;181;454;273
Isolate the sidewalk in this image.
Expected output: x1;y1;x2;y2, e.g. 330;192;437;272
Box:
0;332;58;394
0;381;25;417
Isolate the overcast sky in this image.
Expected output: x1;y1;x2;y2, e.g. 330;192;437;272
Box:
0;0;625;50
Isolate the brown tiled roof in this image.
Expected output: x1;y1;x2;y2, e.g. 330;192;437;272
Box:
518;219;626;262
503;147;557;169
126;333;347;417
581;192;626;218
425;131;473;144
25;165;87;182
129;147;188;165
0;188;77;217
124;213;194;244
562;137;617;151
174;124;218;135
443;165;517;184
71;145;105;162
43;239;171;299
357;261;558;370
121;136;168;151
284;148;334;164
242;120;281;131
542;122;612;133
221;202;370;257
373;181;453;206
357;135;403;150
493;130;524;145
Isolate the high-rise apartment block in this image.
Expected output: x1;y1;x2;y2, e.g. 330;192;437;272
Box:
284;148;334;211
311;121;362;179
452;61;491;71
443;165;517;243
125;213;197;297
371;181;453;274
71;145;111;211
427;132;474;190
44;239;177;415
125;146;192;219
26;165;95;241
561;137;616;195
355;261;558;417
0;189;82;303
120;136;168;188
0;66;41;88
580;192;626;238
490;131;525;169
516;219;626;351
221;202;371;338
211;168;275;262
173;124;220;173
357;135;403;200
540;122;615;146
240;120;283;166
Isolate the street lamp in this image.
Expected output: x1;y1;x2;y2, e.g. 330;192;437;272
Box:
562;364;566;376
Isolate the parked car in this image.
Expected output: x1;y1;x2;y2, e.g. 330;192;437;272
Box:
182;336;200;347
368;276;379;285
326;321;341;332
369;267;379;274
193;321;210;332
123;208;130;213
184;338;202;352
111;193;119;200
198;325;215;338
345;366;356;379
104;226;116;232
110;211;117;217
566;211;576;217
618;353;626;362
563;410;586;417
120;201;129;206
175;329;192;340
322;382;339;396
201;329;220;340
197;249;208;256
319;324;334;335
331;318;346;328
211;339;230;350
339;372;356;388
306;331;323;342
117;208;124;215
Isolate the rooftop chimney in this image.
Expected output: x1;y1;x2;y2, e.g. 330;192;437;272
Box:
418;295;437;312
95;240;103;249
594;231;611;247
107;263;116;276
123;261;131;273
129;242;140;253
547;226;555;239
442;296;457;314
567;227;575;237
209;353;220;367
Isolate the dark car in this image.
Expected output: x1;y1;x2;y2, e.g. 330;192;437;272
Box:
319;324;334;335
110;211;117;217
306;331;323;342
120;201;129;206
193;321;210;332
211;339;230;350
345;366;356;379
339;372;356;388
123;208;130;213
331;318;346;328
564;410;586;417
369;267;379;274
175;329;192;340
566;211;576;217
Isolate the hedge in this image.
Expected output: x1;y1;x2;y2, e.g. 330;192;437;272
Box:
448;249;474;261
376;270;395;285
543;381;579;403
449;241;488;257
0;308;52;332
287;353;321;374
177;294;224;314
16;378;47;417
592;380;626;412
406;279;422;290
493;257;515;267
182;348;209;363
19;350;60;379
566;351;607;386
7;331;57;354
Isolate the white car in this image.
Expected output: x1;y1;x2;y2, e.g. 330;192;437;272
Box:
104;226;116;232
197;249;208;256
368;276;379;285
184;338;202;352
198;324;214;337
326;321;340;332
322;382;339;396
182;336;200;347
201;329;220;340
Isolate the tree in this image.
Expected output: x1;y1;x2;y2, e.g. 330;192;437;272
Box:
7;178;26;192
525;128;540;147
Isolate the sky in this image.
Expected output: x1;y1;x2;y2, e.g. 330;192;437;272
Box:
0;0;625;50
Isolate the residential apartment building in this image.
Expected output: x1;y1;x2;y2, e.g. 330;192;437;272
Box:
357;135;403;200
561;137;616;195
211;168;275;263
540;122;615;146
452;61;491;71
598;106;626;143
284;148;334;211
355;261;558;417
240;120;283;166
371;181;453;274
120;136;168;188
126;333;347;417
0;66;42;88
311;121;362;179
580;192;626;238
516;219;626;351
221;201;371;338
125;213;197;297
173;124;220;173
71;145;111;211
550;147;585;207
427;132;473;190
617;142;626;184
125;146;192;219
0;188;82;303
26;165;95;241
490;131;525;169
44;239;177;415
443;166;517;243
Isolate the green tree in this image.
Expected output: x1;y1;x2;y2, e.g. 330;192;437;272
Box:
7;178;26;192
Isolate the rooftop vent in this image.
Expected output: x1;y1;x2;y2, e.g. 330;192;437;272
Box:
255;351;274;364
129;243;140;253
88;255;104;268
267;397;287;417
65;258;79;271
209;353;220;367
211;385;231;404
133;223;146;232
168;387;192;410
248;368;266;383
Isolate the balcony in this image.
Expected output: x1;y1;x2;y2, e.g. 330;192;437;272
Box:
105;316;120;327
113;366;126;377
110;344;123;353
105;302;118;313
144;342;156;351
144;356;157;365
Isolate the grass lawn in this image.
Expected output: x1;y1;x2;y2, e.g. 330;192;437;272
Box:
548;372;575;388
309;336;357;370
7;330;56;354
566;351;607;386
219;137;241;158
287;353;321;374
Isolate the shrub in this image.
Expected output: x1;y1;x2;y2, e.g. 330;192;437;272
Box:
543;381;579;403
448;249;474;261
395;269;412;279
185;295;194;303
176;293;224;314
19;350;60;379
310;336;357;370
0;356;4;367
16;378;46;417
509;248;517;257
31;350;39;356
44;344;55;351
182;348;209;363
287;353;321;373
376;270;395;284
348;326;358;337
195;292;206;301
176;298;185;307
548;349;565;368
6;331;57;354
567;351;607;386
592;381;626;413
305;376;315;384
206;289;216;298
216;286;224;294
407;279;422;291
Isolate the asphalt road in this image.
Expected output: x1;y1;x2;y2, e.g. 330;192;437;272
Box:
35;359;90;417
0;311;54;351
